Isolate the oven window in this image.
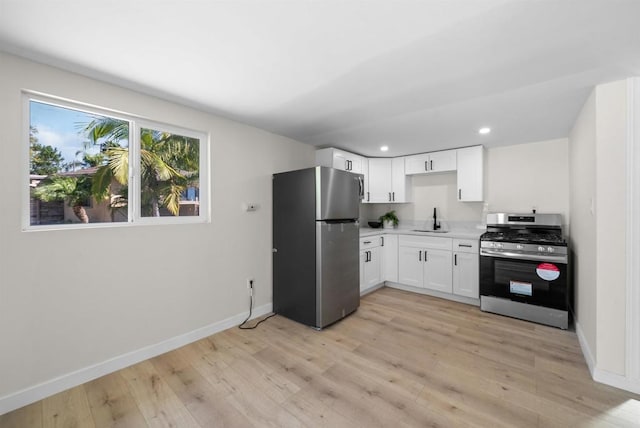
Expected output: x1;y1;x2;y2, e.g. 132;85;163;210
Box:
481;257;568;310
495;260;550;292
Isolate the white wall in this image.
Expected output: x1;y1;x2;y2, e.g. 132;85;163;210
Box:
569;90;598;360
569;79;629;378
594;80;627;374
362;138;570;226
485;138;569;222
0;53;315;406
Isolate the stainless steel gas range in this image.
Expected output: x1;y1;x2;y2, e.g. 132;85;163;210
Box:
479;213;570;329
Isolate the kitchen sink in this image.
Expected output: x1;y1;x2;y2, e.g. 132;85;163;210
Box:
411;229;449;233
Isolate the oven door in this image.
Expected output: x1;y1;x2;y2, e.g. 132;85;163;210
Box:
480;254;568;311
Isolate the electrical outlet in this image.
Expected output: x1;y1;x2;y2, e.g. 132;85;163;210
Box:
246;278;254;295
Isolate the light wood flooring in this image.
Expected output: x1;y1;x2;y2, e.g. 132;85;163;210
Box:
2;287;640;427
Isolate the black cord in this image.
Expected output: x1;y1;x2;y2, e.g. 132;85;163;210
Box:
238;292;276;330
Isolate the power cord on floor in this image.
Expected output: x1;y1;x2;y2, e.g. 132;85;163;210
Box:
238;280;276;330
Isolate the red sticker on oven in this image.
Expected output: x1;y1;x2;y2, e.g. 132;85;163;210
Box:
537;263;560;281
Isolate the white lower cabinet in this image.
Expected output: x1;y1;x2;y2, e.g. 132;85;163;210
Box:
397;235;453;293
424;249;453;293
382;234;398;282
360;235;384;293
452;239;480;298
398;245;423;288
360;233;479;303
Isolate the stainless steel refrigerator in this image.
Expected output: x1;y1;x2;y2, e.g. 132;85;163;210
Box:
273;166;363;329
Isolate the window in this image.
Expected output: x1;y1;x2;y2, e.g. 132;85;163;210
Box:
25;94;209;229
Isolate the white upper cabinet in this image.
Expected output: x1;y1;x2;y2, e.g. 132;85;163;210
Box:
405;149;457;175
456;145;484;202
316;148;365;174
366;157;410;203
367;158;392;202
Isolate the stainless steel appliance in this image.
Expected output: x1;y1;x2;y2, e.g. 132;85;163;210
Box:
479;213;570;329
272;166;364;329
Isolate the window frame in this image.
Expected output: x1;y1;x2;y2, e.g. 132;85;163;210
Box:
23;91;210;231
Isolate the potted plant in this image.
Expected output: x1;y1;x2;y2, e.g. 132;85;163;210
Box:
379;210;399;229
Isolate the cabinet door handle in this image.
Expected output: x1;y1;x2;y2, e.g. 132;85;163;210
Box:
368;251;372;262
367;191;370;201
424;160;428;171
389;192;392;201
419;250;422;261
458;189;462;199
424;251;428;262
430;160;433;171
454;254;457;266
392;192;395;201
380;236;384;246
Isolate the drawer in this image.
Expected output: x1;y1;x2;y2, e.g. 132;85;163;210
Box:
399;235;452;251
360;235;384;250
453;238;479;253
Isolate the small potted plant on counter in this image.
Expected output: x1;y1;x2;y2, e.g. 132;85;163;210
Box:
379;210;399;229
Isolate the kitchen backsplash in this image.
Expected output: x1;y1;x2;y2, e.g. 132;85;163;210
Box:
361;173;484;225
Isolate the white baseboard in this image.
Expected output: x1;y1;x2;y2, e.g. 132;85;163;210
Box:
575;320;640;394
575;320;596;376
594;368;640;395
0;303;272;416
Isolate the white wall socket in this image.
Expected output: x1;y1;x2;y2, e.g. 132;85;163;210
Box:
243;203;258;212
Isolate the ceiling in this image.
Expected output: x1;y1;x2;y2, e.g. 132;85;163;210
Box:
1;0;640;157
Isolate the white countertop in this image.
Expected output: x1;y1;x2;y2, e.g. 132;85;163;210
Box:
359;226;484;240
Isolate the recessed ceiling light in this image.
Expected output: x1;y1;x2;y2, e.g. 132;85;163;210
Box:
380;145;389;152
478;127;491;135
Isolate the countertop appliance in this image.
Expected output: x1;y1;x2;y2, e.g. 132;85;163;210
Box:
273;166;364;329
479;213;570;329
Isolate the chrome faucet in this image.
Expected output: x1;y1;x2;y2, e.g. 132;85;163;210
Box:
433;207;440;230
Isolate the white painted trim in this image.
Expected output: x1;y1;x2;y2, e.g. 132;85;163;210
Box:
0;303;272;416
23;91;211;231
575;320;596;377
593;368;640;395
627;77;640;383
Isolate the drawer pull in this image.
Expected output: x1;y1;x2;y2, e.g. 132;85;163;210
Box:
458;244;473;248
363;241;372;244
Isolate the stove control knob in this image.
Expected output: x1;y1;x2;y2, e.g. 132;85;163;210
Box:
547;247;555;253
538;246;546;252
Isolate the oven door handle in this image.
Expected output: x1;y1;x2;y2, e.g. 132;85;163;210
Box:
480;249;567;264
